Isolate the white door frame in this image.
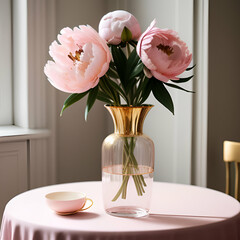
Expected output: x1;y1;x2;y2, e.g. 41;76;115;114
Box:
192;0;209;187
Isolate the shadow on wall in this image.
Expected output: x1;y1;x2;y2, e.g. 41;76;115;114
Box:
207;0;240;192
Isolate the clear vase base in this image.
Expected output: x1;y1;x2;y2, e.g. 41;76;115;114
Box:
106;206;149;218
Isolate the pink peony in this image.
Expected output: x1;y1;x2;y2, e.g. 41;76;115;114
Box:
98;10;141;45
137;20;192;82
44;25;111;93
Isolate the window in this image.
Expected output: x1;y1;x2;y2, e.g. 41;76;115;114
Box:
0;0;13;125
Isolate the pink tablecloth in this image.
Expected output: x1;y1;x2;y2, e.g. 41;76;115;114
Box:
0;181;240;240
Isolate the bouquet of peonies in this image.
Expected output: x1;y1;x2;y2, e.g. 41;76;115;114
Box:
44;10;193;200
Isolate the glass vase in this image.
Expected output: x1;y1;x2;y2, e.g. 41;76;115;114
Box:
102;105;154;218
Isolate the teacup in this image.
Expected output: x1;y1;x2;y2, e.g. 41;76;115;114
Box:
45;191;93;215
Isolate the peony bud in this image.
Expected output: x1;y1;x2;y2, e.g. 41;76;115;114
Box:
98;10;141;45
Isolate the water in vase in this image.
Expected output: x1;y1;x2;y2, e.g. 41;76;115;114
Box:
102;164;154;217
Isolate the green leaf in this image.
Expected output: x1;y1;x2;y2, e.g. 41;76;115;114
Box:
106;66;119;79
163;82;195;93
170;75;194;83
133;76;149;105
133;77;147;99
125;49;143;93
186;64;196;71
152;78;174;114
121;27;132;42
97;91;113;105
126;48;139;67
129;40;137;47
60;91;89;116
105;77;128;102
125;49;140;77
100;76;121;105
129;61;143;80
109;61;116;69
85;86;99;121
139;79;152;105
111;45;127;88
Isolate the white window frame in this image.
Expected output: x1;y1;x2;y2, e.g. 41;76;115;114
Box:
0;0;57;186
0;0;13;125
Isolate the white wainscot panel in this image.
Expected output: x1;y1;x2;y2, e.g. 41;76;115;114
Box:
29;138;49;189
0;141;28;220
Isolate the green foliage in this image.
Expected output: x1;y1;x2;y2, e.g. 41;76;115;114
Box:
96;91;113;105
164;82;195;93
152;77;174;114
106;62;119;79
125;48;143;94
121;27;132;42
84;86;99;121
60;91;89;116
170;75;194;83
186;64;196;71
138;78;152;105
111;45;127;89
61;42;194;119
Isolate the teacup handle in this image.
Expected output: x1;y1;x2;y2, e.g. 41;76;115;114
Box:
80;198;93;211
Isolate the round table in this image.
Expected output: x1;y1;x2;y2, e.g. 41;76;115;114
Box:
0;181;240;240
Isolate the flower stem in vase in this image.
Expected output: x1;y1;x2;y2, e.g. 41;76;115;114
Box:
112;137;147;201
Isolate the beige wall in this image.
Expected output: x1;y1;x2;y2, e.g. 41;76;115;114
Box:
54;0;194;184
207;0;240;193
55;0;109;183
53;0;240;191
